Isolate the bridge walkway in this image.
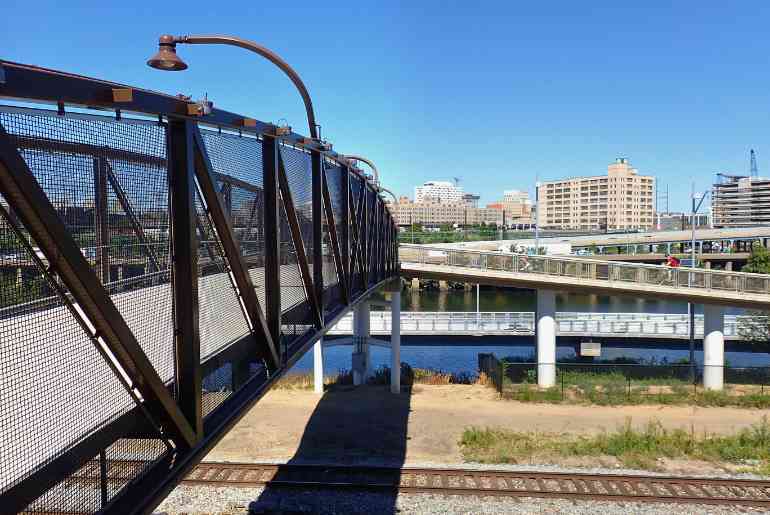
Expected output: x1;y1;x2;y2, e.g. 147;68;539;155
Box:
399;244;770;310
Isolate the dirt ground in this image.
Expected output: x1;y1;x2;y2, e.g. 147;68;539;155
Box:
206;384;769;473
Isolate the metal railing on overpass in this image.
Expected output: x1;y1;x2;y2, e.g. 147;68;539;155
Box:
0;61;398;514
399;244;770;299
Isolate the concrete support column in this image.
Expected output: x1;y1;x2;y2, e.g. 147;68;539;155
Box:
666;243;671;254
704;261;711;269
536;289;556;388
438;280;449;291
725;261;733;271
410;278;420;290
703;304;725;391
391;289;401;394
313;338;324;394
352;301;370;386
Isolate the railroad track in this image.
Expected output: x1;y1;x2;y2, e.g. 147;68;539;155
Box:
183;462;770;508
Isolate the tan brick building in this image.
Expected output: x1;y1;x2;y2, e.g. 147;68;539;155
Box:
537;158;655;230
391;200;503;226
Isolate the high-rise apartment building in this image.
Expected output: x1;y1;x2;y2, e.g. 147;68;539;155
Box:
712;175;770;227
414;181;463;203
537;158;655;230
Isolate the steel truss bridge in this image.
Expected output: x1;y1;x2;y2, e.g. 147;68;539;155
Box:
0;61;398;514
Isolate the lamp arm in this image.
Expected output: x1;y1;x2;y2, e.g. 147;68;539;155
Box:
174;34;317;139
345;155;379;185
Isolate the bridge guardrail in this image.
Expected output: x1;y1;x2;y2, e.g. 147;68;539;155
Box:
326;311;766;339
399;244;770;296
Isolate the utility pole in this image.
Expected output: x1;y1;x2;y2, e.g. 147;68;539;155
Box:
535;177;540;254
688;181;709;384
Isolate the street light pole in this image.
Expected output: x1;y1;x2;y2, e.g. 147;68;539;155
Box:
535;179;541;254
688;181;709;383
147;34;318;139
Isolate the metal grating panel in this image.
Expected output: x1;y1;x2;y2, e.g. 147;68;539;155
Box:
0;193;168;514
199;130;267;309
279;144;314;280
193;186;253;418
350;174;364;292
322;162;343;308
0;110;176;381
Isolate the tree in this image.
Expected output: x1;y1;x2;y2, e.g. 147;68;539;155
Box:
742;244;770;274
738;244;770;348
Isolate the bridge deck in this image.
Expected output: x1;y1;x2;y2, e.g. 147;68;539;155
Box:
399;245;770;310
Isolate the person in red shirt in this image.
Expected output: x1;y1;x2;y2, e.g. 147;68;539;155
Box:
666;254;680;268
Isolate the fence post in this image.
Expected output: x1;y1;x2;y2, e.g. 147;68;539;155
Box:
627;376;631;400
561;370;564;400
499;360;504;397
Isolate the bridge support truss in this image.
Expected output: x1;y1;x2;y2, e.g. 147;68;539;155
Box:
0;61;399;514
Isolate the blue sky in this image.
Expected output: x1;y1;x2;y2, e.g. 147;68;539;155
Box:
3;1;769;210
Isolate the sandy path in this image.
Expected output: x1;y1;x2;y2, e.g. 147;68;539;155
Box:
206;384;769;465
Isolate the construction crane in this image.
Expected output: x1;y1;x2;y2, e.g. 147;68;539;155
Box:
751;149;759;178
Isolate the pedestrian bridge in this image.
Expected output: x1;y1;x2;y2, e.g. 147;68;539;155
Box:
326;311;761;340
399;244;770;310
0;61;398;514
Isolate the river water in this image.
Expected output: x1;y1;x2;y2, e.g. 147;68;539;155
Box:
289;288;768;376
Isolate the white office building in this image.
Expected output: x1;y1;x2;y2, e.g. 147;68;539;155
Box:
414;181;463;204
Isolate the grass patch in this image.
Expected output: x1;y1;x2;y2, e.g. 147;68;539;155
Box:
497;368;770;408
459;417;770;473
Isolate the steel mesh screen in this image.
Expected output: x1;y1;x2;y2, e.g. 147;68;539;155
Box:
199;130;267;309
193;186;253;417
0;110;176;381
350;174;364;292
0;191;168;513
322;162;344;308
279;144;314;280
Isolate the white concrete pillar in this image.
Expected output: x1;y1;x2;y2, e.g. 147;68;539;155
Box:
352;302;370;386
703;304;725;391
391;290;401;394
313;338;324;394
536;289;556;388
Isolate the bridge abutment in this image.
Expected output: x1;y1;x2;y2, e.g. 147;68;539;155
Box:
703;304;725;391
537;289;557;388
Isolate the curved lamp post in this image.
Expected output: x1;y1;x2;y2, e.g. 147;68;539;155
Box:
345;155;397;202
147;34;318;140
345;155;379;186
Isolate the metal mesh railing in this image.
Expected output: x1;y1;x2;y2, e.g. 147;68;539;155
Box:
0;192;170;514
0;61;398;513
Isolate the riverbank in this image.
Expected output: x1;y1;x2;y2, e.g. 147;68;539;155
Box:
204;384;769;476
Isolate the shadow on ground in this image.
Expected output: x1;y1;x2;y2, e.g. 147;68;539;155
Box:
249;379;412;514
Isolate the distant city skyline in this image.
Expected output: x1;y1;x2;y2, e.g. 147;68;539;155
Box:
4;2;769;212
